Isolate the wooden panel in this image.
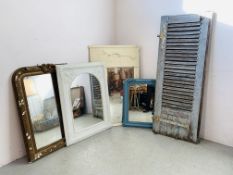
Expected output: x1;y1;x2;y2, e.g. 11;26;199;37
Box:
153;14;210;143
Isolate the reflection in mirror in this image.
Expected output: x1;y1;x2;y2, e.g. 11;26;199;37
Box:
24;74;62;149
70;73;103;132
128;84;155;123
107;67;134;124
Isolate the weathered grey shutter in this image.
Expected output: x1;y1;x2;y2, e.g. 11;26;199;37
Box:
153;14;210;142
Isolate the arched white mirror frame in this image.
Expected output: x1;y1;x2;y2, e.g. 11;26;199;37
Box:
56;62;112;146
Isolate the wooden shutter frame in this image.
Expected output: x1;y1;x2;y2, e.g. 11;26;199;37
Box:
153;14;210;142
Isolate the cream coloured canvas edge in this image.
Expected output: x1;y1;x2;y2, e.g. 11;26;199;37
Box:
88;45;140;68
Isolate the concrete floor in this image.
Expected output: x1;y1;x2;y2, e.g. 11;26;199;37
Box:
0;127;232;175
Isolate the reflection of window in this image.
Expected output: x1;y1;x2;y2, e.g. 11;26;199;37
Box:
24;78;37;96
24;78;43;118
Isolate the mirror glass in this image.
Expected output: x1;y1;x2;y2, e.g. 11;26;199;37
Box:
70;73;103;132
128;84;154;122
24;74;62;149
107;67;134;123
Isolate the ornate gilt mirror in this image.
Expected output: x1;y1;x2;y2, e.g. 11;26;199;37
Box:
12;64;65;162
56;62;112;146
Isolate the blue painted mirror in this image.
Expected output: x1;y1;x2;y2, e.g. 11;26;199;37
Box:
122;79;156;128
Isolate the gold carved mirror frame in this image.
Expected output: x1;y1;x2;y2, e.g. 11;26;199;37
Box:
12;64;65;162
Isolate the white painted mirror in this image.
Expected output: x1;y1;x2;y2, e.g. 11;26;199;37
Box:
56;63;112;146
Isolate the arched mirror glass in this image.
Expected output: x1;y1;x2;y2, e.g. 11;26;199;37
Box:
70;73;103;131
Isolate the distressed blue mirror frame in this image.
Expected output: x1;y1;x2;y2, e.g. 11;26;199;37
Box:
122;79;156;128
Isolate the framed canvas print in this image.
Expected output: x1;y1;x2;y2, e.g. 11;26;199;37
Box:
56;62;112;146
89;45;140;125
122;79;156;128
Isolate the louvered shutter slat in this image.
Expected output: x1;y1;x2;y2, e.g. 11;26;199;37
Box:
167;38;200;43
167;35;200;39
168;22;201;28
